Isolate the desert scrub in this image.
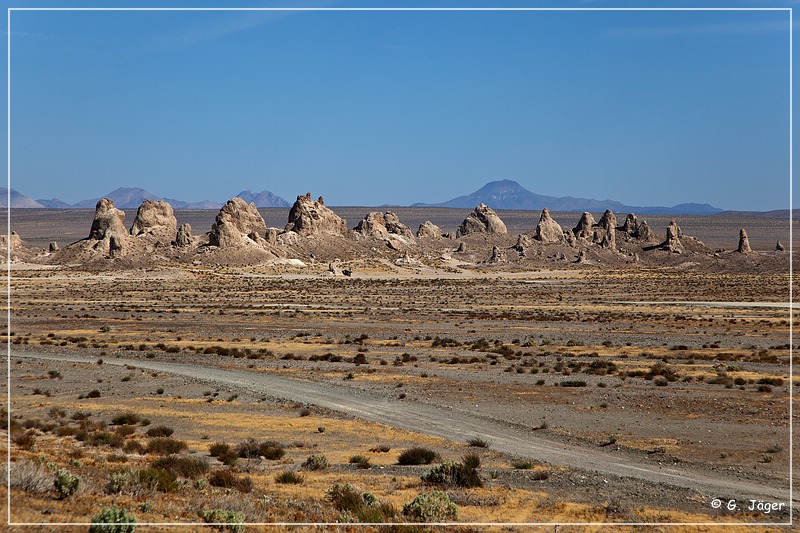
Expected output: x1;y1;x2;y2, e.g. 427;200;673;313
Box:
466;437;489;448
208;469;252;493
275;470;304;484
54;469;80;499
146;438;187;455
137;467;178;492
237;438;284;460
327;483;376;511
420;456;482;488
397;447;438;465
201;509;245;533
402;490;458;522
209;442;238;466
151;455;210;478
111;412;142;425
301;454;329;471
89;505;136;533
349;455;371;469
145;425;174;437
10;460;51;493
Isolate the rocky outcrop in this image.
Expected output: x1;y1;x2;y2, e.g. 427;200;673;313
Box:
210;197;268;248
49;241;59;252
533;208;564;244
130;200;177;240
662;219;683;253
489;245;505;263
89;198;128;257
285;193;347;236
737;228;752;253
594;210;617;249
572;212;595;240
634;219;656;242
416;221;442;239
513;234;533;256
456;242;466;253
620;213;638;234
354;212;413;240
456;204;507;237
776;241;785;252
175;224;193;247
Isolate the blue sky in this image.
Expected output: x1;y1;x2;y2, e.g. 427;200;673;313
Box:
3;2;794;210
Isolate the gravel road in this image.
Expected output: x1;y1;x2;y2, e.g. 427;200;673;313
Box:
14;350;793;506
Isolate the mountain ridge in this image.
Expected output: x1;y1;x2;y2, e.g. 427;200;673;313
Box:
413;179;723;215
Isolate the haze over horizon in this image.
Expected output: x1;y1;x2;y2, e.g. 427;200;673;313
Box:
4;2;793;211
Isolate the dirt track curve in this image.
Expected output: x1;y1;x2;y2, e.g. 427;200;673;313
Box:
14;351;793;506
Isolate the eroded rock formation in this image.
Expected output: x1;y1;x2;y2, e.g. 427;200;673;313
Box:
737;229;752;253
456;204;507;237
130;200;177;241
210;197;268;247
533;208;564;244
89;198;128;257
285;193;347;236
416;221;442;239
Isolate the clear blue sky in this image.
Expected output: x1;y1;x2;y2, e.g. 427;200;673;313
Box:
3;2;794;210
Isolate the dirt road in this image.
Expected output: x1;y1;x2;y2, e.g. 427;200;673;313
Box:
14;350;793;507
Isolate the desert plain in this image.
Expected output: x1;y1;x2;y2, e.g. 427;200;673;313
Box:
1;200;797;531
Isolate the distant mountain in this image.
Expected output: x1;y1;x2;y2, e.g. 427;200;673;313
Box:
36;198;74;209
414;179;723;215
0;188;44;208
163;198;223;210
235;190;290;208
74;187;161;209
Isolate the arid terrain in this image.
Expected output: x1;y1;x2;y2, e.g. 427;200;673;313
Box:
2;200;796;530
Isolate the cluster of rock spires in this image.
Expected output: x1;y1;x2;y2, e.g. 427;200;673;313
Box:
15;193;773;266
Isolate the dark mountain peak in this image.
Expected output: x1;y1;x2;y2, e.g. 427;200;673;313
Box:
418;180;722;214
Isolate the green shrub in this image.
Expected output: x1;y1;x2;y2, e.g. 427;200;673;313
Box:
89;505;136;533
511;459;539;469
54;470;80;499
201;509;245;533
397;447;438;465
301;454;329;471
402;490;458;522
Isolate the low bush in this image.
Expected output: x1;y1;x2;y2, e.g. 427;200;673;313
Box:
89;505;136;533
151;455;209;478
146;438;187;455
138;467;178;492
301;454;328;471
10;460;51;493
326;483;376;513
421;458;482;488
397;447;438;465
146;426;174;438
402;490;458;522
111;412;142;425
54;470;80;499
466;437;489;448
349;455;371;469
208;469;252;493
201;509;245;533
275;470;304;484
